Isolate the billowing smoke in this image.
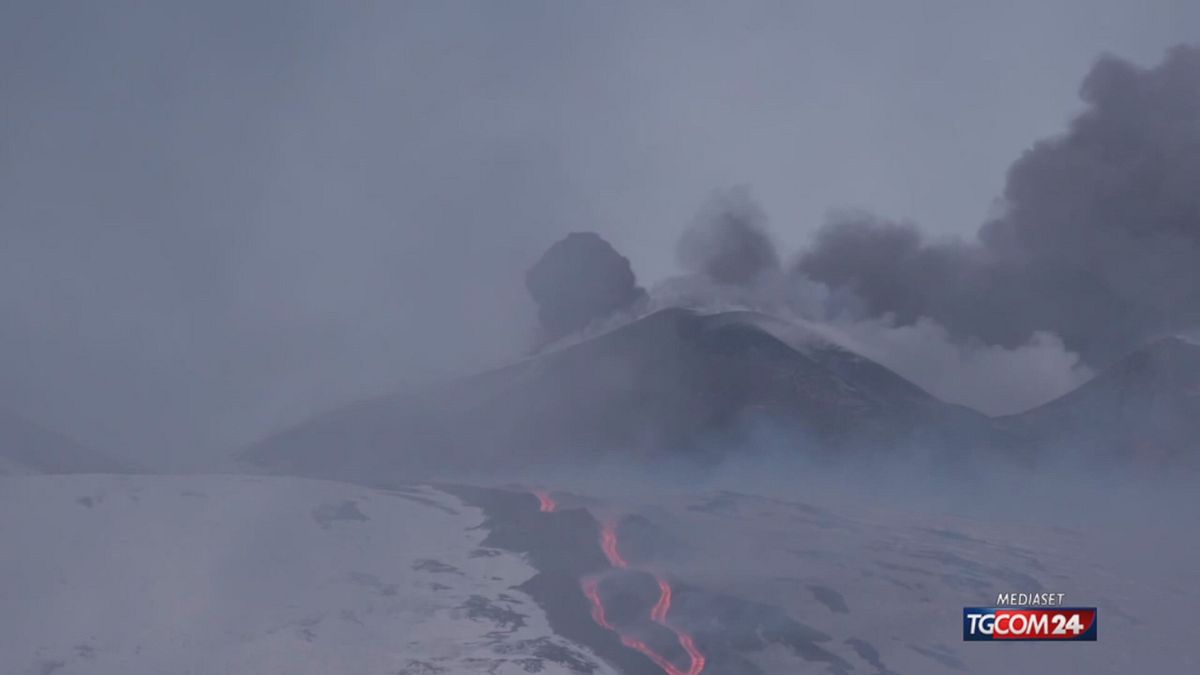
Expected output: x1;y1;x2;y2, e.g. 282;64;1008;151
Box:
658;202;1092;415
799;46;1200;365
656;188;812;325
677;187;780;286
526;232;647;343
816;316;1093;415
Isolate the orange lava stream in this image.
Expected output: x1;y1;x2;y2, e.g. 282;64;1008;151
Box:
673;631;706;675
581;577;614;629
650;577;672;622
600;520;628;568
586;519;706;675
582;576;690;675
649;576;706;675
533;499;705;675
534;490;557;512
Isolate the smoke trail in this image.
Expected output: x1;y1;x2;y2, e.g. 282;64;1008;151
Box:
677;187;780;287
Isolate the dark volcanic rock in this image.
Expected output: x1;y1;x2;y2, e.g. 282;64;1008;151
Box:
592;570;661;627
609;514;687;567
310;500;369;528
670;583;853;673
446;486;665;675
807;584;849;613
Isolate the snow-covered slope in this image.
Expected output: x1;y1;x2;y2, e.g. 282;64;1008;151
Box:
0;475;616;675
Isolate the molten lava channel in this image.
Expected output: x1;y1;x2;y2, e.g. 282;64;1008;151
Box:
582;520;706;675
530;493;705;674
600;520;629;568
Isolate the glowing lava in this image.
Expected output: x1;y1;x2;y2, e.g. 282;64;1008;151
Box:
600;520;628;568
534;490;557;513
649;576;706;675
581;577;612;629
582;576;690;675
650;577;672;622
534;499;705;674
674;631;706;675
584;519;706;675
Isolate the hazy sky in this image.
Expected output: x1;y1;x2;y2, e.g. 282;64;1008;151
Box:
2;1;1197;466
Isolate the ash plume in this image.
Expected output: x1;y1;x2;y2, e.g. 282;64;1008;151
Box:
525;232;647;343
657;206;1092;415
677;187;780;287
798;46;1200;365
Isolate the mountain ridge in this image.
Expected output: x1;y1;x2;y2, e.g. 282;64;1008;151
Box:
243;308;1008;477
0;408;129;475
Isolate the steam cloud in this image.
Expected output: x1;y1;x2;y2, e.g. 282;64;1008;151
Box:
677;187;781;286
526;232;647;343
798;46;1200;365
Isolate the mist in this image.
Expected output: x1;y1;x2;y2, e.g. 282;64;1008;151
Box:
3;2;1199;470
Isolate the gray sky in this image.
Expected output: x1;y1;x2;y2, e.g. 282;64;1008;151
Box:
2;1;1197;466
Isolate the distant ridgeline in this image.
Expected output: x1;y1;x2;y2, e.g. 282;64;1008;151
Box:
0;408;129;475
242;310;1200;478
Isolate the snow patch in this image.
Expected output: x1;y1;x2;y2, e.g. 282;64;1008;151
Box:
0;474;615;675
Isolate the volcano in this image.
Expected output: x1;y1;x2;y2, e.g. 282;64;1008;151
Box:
244;308;1005;477
1003;336;1200;467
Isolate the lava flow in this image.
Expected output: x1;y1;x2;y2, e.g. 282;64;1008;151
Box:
529;492;705;675
582;576;685;675
650;578;672;622
534;490;557;513
600;520;628;568
582;520;706;675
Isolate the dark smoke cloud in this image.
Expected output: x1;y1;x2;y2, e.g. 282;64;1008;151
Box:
657;203;1092;416
799;46;1200;364
677;187;781;286
526;232;647;343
